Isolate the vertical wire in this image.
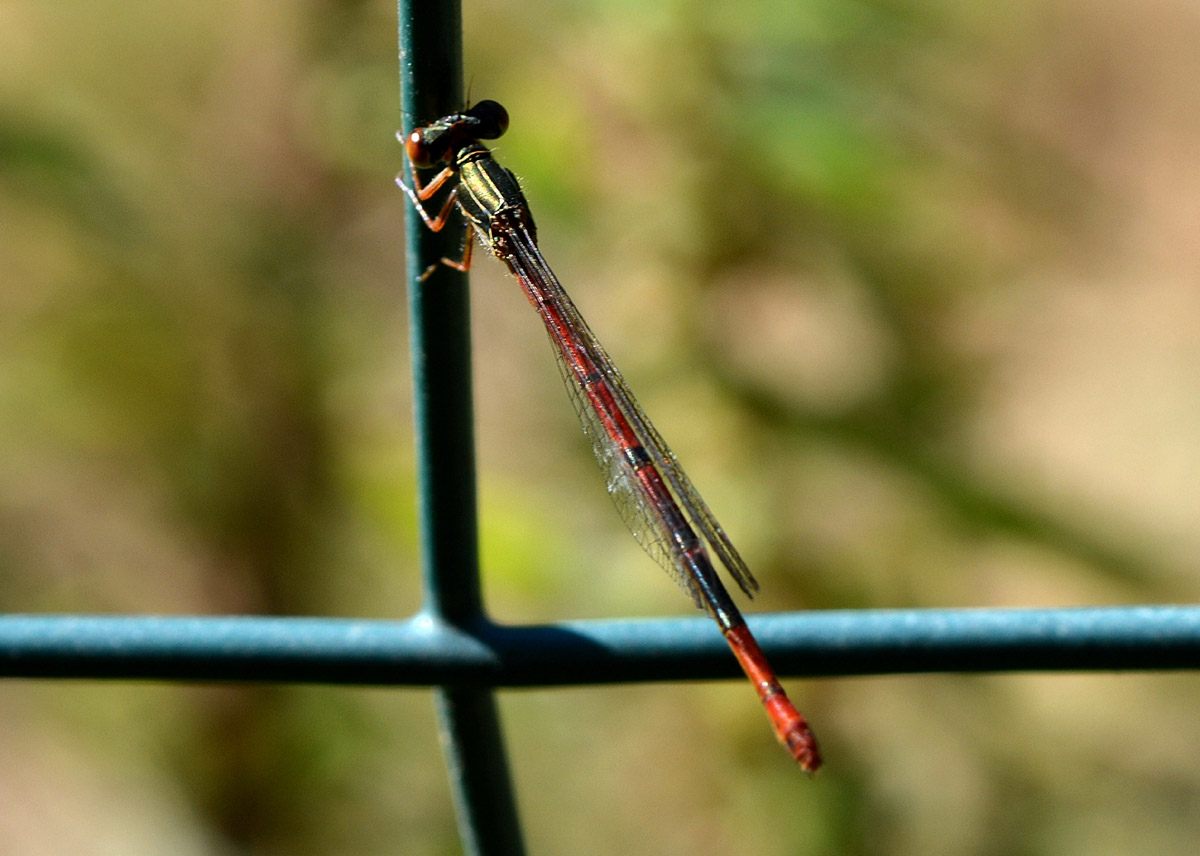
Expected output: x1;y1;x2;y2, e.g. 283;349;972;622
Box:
397;3;526;853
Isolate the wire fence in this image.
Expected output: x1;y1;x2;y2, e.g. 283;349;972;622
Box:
3;3;1199;855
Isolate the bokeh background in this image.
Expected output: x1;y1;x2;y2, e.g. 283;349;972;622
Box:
4;0;1200;854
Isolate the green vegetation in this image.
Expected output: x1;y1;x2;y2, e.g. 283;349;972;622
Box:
3;2;1199;854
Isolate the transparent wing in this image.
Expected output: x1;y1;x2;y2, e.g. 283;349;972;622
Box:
503;224;759;602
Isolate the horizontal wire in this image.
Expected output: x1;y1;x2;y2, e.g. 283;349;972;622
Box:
1;605;1198;686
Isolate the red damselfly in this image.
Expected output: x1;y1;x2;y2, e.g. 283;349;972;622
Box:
398;100;820;771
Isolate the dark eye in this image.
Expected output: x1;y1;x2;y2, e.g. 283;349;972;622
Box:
468;100;509;140
405;130;435;168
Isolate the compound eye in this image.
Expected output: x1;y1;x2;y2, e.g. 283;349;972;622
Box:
469;100;509;140
405;129;435;168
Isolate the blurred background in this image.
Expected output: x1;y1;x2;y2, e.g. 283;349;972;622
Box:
3;0;1200;853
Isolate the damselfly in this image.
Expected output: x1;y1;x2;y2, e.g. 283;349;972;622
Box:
398;100;820;771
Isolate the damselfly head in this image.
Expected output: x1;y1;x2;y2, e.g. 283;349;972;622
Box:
405;101;509;169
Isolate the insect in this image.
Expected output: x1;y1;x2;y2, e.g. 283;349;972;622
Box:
399;100;820;771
